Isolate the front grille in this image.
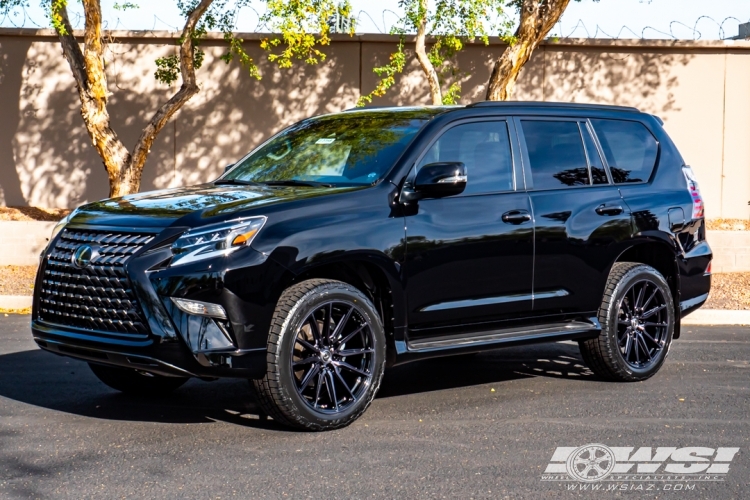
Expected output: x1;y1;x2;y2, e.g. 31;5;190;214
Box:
38;228;156;338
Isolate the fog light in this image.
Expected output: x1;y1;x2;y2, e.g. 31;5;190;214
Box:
171;297;228;319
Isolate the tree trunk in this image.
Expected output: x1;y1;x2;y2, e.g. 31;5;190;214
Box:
52;0;213;198
485;0;571;101
414;0;442;105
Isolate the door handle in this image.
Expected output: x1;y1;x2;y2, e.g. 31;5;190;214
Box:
502;210;532;224
595;204;624;216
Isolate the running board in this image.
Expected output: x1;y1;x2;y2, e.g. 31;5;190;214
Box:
406;320;600;353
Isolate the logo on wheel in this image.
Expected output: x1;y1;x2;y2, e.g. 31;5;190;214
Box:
565;444;616;482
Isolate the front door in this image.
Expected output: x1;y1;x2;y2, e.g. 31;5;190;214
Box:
404;119;535;338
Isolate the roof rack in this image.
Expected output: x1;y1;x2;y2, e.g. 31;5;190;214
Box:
467;101;640;113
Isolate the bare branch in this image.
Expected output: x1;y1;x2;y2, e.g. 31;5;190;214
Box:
485;0;572;101
414;0;442;105
129;0;215;188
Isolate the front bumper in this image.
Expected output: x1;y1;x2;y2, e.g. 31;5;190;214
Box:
31;224;292;380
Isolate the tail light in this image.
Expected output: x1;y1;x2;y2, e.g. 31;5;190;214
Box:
705;261;712;275
682;166;704;219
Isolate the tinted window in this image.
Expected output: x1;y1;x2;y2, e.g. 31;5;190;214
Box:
590;119;658;184
225;112;434;186
521;120;589;189
418;121;513;194
582;124;609;185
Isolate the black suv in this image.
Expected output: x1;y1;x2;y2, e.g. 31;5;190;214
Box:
32;102;711;430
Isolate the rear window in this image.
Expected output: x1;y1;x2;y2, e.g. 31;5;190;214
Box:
590;119;658;184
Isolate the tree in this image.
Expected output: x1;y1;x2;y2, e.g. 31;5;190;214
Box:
0;0;351;197
486;0;589;101
359;0;511;106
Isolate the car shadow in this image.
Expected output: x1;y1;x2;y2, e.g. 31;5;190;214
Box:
0;342;594;428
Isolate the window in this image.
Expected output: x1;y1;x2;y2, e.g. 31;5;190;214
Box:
590;119;659;184
225;112;434;186
521;120;590;189
417;121;513;195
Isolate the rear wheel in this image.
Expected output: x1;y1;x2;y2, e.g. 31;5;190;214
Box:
88;363;189;396
252;279;386;431
579;262;675;381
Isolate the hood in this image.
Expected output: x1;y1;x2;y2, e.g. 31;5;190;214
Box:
69;183;359;228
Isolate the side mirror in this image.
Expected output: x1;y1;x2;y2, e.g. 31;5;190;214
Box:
224;163;235;173
413;162;467;199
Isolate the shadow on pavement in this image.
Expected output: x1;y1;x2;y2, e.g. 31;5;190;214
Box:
0;342;594;427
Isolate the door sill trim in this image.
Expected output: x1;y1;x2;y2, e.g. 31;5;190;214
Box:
405;319;600;353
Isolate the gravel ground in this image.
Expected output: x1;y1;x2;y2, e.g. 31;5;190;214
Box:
0;207;70;222
705;218;750;230
0;266;37;296
704;272;750;310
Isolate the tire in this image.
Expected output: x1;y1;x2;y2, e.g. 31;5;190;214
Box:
579;262;675;382
88;363;189;396
251;279;386;431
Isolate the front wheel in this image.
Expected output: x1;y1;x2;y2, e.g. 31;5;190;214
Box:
252;279;386;431
579;262;675;381
88;363;189;396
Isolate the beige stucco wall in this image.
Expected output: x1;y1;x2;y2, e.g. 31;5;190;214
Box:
1;30;749;218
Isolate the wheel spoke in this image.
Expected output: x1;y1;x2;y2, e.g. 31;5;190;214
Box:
307;315;322;344
327;370;340;411
333;366;356;400
641;287;659;311
334;360;370;377
331;305;353;342
296;337;318;353
293;356;319;367
640;329;659;345
322;303;333;344
323;370;337;410
637;334;652;360
336;323;366;347
641;304;666;319
623;334;632;361
298;363;320;389
635;283;645;309
313;371;324;408
643;322;667;327
337;348;374;357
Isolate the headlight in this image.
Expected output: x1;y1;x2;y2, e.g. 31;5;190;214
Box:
170;217;267;267
49;209;77;245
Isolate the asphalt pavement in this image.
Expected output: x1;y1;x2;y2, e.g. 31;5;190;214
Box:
0;314;748;499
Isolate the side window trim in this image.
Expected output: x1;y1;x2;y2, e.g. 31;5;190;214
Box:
410;116;522;195
513;115;597;192
582;119;613;185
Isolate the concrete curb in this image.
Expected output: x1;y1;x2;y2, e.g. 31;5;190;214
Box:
682;309;750;326
0;295;32;310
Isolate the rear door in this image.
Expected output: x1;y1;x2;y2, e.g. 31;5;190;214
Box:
404;118;535;337
515;117;633;317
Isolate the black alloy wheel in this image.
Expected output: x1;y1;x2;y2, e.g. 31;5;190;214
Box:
291;300;376;413
252;279;386;431
616;279;669;369
579;262;675;381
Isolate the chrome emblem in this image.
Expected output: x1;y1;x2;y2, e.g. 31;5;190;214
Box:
72;245;94;269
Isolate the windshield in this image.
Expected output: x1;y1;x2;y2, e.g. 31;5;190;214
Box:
222;111;436;186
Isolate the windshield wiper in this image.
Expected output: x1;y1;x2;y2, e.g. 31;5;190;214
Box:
262;180;335;188
213;179;261;186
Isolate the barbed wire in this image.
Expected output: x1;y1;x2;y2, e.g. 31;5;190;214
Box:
0;5;747;41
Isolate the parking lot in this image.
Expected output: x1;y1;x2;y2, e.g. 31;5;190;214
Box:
0;314;747;499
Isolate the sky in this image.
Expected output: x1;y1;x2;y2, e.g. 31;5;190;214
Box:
1;0;749;40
